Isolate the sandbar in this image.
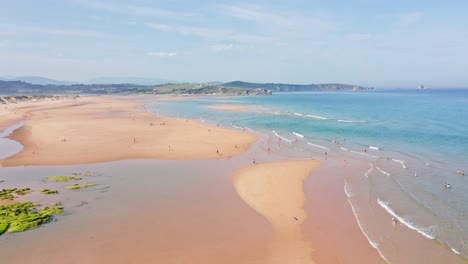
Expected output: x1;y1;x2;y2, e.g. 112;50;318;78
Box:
207;105;249;111
232;160;320;264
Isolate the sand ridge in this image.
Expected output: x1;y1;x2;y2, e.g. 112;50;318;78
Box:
232;160;320;264
0;96;258;167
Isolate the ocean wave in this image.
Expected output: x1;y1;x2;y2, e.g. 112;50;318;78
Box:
364;163;374;178
245;127;257;133
231;123;241;129
345;187;391;263
293;112;330;120
272;130;292;143
376;167;390;176
306;114;329;120
350;150;379;158
306;142;329;150
392;159;407;169
338;119;367;123
369;145;381;150
341;147;349;151
293;132;304;138
377;198;436;240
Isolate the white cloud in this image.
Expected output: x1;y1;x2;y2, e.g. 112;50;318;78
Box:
145;23;269;44
349;33;372;41
0;31;16;36
222;4;336;33
0;24;109;38
147;52;177;57
76;0;175;18
146;23;231;39
212;44;233;52
399;12;423;26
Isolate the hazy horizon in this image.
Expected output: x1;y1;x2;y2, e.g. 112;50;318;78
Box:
1;1;467;88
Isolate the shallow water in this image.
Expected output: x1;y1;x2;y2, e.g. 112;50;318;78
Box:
146;90;468;262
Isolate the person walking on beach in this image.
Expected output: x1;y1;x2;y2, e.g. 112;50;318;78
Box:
392;217;398;226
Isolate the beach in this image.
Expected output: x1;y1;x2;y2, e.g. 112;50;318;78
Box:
1;96;257;166
1;93;465;263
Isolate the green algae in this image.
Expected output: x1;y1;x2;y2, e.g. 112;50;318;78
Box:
45;176;82;182
0;188;32;201
40;189;59;195
64;183;96;190
0;201;62;234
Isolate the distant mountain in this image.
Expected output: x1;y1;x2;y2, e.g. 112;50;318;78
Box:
221;81;373;91
0;76;77;85
0;80;271;96
88;77;170;85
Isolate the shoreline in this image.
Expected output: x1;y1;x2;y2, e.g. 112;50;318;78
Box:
0;95;400;263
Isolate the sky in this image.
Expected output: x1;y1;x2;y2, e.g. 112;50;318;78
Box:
1;0;468;88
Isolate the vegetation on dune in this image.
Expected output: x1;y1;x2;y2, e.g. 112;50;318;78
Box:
0;201;62;235
0;188;32;200
40;189;59;194
45;176;82;182
64;183;96;190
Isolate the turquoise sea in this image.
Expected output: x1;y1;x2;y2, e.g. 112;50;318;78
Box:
147;89;468;262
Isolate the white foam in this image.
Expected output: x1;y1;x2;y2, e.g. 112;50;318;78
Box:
369;146;380;150
350;150;379;158
245;127;257;133
341;147;349;151
344;182;353;198
231;124;241;129
345;186;391;263
293;132;304;138
364;163;374;178
376;167;390;176
306;142;329;150
377;198;436;240
338;119;366;123
272;130;292;143
392;159;407;169
306;114;329;120
451;247;461;255
293;112;330;120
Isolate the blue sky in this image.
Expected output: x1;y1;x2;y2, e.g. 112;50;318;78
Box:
1;0;467;87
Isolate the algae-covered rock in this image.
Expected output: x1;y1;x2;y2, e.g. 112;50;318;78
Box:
64;183;96;190
41;189;59;195
0;221;8;235
45;176;82;182
14;188;31;195
0;201;62;234
0;188;32;200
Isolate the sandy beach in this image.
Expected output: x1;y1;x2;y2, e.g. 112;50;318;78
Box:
0;95;431;264
233;160;320;264
207;105;249;111
0;96;257;167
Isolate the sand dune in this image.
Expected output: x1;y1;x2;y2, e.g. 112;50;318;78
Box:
232;160;320;264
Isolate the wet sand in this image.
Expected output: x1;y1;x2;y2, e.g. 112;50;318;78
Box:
207;105;249;111
0;96;396;264
1;96;257;166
